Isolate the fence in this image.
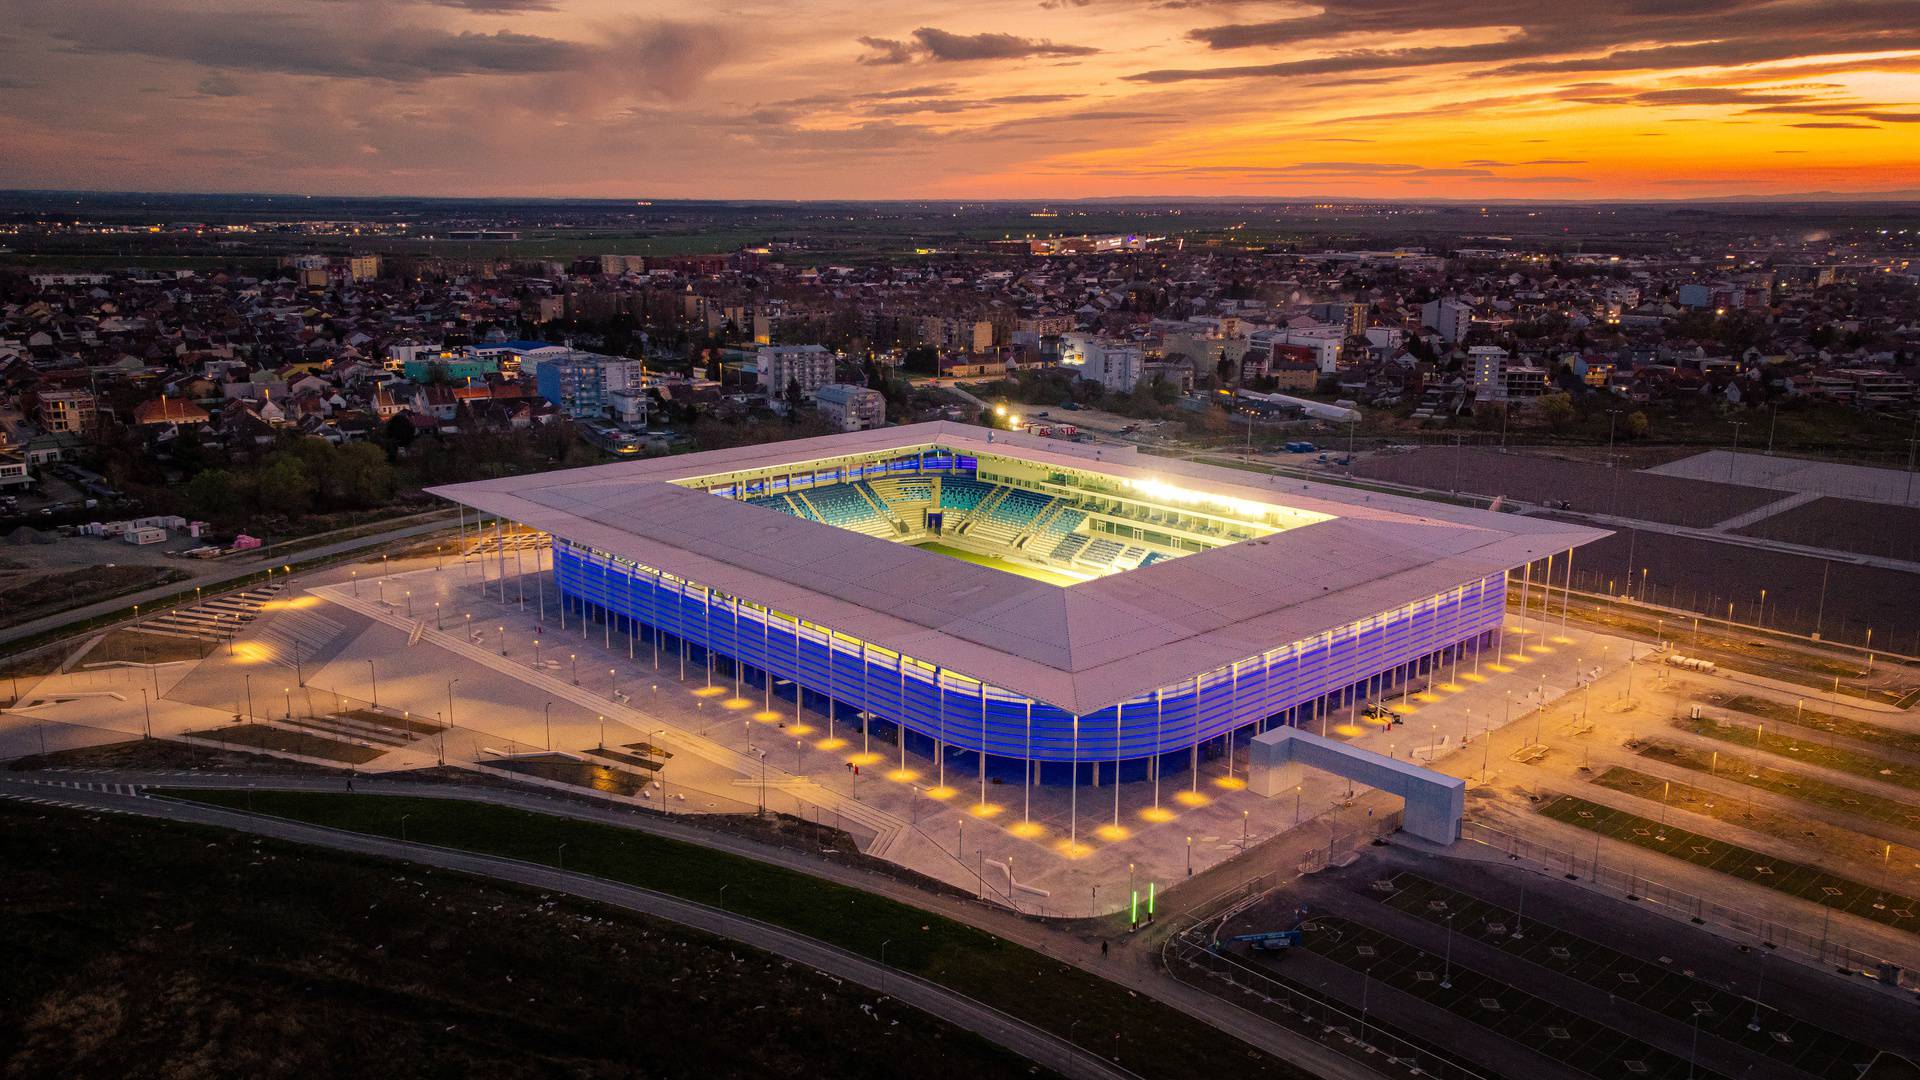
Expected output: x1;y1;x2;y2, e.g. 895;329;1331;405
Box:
1163;909;1494;1080
1460;819;1912;989
1297;807;1405;875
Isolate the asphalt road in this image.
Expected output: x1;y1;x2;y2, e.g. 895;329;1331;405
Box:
0;773;1131;1080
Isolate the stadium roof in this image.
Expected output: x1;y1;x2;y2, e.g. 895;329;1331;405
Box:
431;422;1608;714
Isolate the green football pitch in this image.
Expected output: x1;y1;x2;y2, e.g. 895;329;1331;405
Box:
912;542;1084;587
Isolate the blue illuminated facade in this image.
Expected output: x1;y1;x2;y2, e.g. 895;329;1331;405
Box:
552;540;1505;778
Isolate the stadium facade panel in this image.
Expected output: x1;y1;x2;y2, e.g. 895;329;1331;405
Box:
554;538;1505;764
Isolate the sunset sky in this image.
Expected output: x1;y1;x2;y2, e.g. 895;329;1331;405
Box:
2;0;1916;200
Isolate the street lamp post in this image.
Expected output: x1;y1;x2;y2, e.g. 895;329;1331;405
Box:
544;701;553;751
447;678;459;727
367;660;379;707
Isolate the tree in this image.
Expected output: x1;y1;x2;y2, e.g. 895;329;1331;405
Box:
784;377;807;417
383;411;417;454
1625;411;1650;439
257;457;313;517
1536;392;1576;433
333;442;395;508
183;468;241;522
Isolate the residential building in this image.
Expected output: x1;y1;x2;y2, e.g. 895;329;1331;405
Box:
1420;298;1473;344
35;389;97;434
756;344;836;399
814;383;887;431
537;355;611;419
1060;333;1145;392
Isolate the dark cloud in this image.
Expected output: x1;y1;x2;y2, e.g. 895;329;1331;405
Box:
854;84;959;99
860;27;1098;65
1633;88;1820;106
1133;1;1919;86
423;0;558;11
856;36;916;66
1789;120;1882;128
25;3;726;99
196;74;243;97
1744;103;1920;123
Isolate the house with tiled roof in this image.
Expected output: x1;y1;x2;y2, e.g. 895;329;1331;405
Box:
131;395;211;426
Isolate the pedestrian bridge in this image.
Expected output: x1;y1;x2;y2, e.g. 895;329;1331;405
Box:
1247;726;1464;844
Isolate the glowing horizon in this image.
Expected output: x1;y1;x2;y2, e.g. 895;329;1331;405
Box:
2;0;1914;201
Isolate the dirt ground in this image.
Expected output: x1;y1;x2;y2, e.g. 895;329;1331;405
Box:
1733;496;1920;562
1565;524;1920;653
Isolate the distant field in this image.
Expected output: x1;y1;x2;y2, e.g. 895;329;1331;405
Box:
912;541;1082;586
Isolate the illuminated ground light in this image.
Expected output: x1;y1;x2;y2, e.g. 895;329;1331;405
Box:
260;596;319;611
847;751;882;767
968;802;1004;819
1550;635;1576;645
1173;790;1211;807
1528;644;1555;654
230;642;271;663
690;686;727;698
721;697;753;710
1484;663;1514;675
1139;805;1177;823
1413;692;1442;704
1460;672;1488;683
1213;776;1248;791
1007;820;1047;839
886;768;920;783
752;710;783;723
787;723;816;736
1331;722;1367;737
1094;823;1132;842
1389;703;1417;716
1054;838;1094;859
1507;653;1535;665
923;785;957;801
815;737;848;751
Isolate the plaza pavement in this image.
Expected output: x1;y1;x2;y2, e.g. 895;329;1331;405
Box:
269;546;1642;915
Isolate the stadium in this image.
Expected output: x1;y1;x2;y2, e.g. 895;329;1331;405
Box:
434;422;1607;792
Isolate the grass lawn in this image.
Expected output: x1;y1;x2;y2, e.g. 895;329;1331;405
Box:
0;801;1047;1079
912;542;1084;587
1538;793;1920;935
163;790;1316;1079
1637;739;1920;833
1590;765;1920;890
1673;716;1920;792
1375;872;1877;1078
1298;914;1721;1080
1716;694;1920;756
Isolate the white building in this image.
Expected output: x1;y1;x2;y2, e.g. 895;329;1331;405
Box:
757;344;836;399
1060;334;1145;392
814;384;887;432
1250;326;1344;373
1420;299;1473;345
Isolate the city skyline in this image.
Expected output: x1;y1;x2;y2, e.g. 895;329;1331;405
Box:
2;0;1916;201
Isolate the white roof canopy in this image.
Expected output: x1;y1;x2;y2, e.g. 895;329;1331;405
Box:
433;422;1608;713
